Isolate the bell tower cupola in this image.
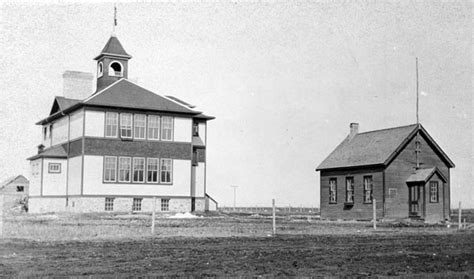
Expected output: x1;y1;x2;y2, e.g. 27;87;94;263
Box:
94;34;132;92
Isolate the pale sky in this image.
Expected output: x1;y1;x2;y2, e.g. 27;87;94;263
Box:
0;1;472;208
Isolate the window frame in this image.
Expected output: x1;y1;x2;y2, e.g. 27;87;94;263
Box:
103;156;117;182
329;178;337;204
16;186;24;192
118;157;131;183
133;114;146;140
105;112;119;138
147;115;160;140
345;177;354;204
132;157;145;183
161;116;174;141
48;163;61;174
98;61;104;77
160;158;173;184
105;197;114;211
132;198;142;212
363;176;373;204
429;181;439;203
146;158;159;183
193;122;199;137
120;113;133;139
161;199;170;212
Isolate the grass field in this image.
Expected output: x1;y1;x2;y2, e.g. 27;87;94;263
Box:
0;211;473;277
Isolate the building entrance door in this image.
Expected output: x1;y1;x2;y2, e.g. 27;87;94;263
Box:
409;184;425;218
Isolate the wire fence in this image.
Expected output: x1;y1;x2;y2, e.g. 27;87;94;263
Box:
219;206;320;215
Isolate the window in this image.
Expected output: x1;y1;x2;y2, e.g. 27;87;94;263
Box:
109;61;123;77
147;158;159;183
118;157;131;182
147;115;160;140
104;156;117;182
49;125;53;139
193;122;199;136
132;198;142;211
363;176;373;203
105;198;114;211
16;186;24;192
105;112;118;137
120;113;132;139
429;181;439;203
48;163;61;173
133;158;145;183
160;159;172;183
98;62;103;77
161;199;170;211
134;114;146;139
161;116;173;141
345;177;354;204
192;150;198;166
43;126;48;141
329;178;337;204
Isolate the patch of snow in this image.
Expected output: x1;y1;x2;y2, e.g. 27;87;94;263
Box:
168;212;201;219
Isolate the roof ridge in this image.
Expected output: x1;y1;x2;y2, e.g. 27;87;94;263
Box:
357;123;418;135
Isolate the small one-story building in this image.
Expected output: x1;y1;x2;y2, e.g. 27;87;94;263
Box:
0;175;29;212
316;123;454;223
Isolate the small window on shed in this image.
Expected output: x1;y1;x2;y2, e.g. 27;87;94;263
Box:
16;186;24;192
48;163;61;173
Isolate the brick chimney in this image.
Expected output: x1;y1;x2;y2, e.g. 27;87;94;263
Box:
349;123;359;139
63;71;93;100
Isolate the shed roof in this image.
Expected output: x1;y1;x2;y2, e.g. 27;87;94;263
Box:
316;124;454;171
406;167;447;183
27;145;67;160
0;175;28;190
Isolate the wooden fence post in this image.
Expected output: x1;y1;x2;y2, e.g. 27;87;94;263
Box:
458;201;462;230
373;199;377;230
151;197;157;234
272;199;276;235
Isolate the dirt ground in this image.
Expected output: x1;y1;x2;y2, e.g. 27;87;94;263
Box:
1;212;473;277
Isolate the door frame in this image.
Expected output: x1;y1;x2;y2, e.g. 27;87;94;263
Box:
408;183;425;218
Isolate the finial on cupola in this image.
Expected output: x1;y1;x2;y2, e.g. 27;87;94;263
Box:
112;4;118;36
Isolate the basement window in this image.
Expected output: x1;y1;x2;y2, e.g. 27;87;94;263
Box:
132;198;142;212
105;198;114;211
161;199;169;212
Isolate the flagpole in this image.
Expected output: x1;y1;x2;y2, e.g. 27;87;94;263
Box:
415;57;420;169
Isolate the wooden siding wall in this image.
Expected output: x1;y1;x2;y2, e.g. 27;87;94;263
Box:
320;167;384;220
384;133;450;220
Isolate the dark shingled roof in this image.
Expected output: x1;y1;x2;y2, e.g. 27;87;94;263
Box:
406;167;447;183
27;145;67;160
317;124;418;170
317;124;455;171
94;35;131;60
85;79;200;114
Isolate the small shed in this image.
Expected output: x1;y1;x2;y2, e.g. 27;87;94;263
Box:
0;175;29;212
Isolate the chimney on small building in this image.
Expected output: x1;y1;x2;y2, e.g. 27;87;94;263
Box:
37;144;45;154
349;122;359;139
63;71;93;100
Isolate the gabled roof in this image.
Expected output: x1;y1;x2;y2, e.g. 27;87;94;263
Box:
27;145;67;160
94;35;131;60
316;124;455;171
0;175;28;190
49;96;81;115
406;167;447;183
84;79;200;114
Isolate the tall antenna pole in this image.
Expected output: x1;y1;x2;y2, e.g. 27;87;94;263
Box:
415;57;420;169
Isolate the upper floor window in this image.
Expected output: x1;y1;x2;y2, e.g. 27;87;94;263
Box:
43;126;48;141
120;113;132;139
105;112;118;137
98;62;103;78
134;114;146;139
147;115;160;140
161;116;173;141
109;61;123;77
429;181;439;203
160;158;172;184
104;156;117;182
345;177;354;204
363;176;373;203
193;122;199;136
329;178;337;204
